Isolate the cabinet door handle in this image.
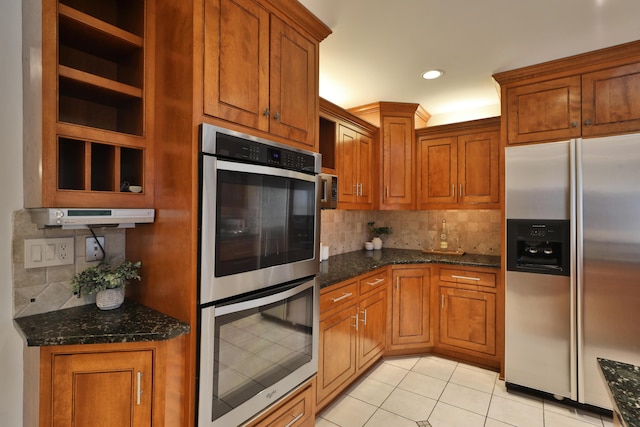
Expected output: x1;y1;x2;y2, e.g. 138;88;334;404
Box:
284;412;304;427
451;274;480;281
396;277;399;291
360;309;367;326
365;278;384;287
386;186;389;198
571;121;578;128
136;371;143;405
459;184;462;198
451;184;455;197
274;112;280;121
263;108;270;118
584;119;592;126
352;313;359;331
331;292;353;303
441;294;445;308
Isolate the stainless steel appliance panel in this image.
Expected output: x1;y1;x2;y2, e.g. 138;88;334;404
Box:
580;135;640;408
505;141;571;220
505;271;573;398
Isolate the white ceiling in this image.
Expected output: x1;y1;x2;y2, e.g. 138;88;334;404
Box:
298;0;640;126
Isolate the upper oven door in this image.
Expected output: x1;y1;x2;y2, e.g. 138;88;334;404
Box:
200;156;320;304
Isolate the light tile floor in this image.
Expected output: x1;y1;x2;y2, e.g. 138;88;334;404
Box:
315;355;613;427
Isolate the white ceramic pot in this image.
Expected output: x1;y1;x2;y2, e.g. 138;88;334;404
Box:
372;237;383;250
96;288;125;310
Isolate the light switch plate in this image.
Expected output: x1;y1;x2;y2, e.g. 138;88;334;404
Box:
24;237;74;269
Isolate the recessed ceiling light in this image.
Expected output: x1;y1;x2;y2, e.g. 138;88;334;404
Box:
422;69;444;80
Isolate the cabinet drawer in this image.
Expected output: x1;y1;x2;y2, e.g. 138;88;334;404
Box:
439;268;496;288
359;270;387;295
320;281;358;313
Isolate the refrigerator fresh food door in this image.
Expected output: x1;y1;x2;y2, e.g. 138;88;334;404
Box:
579;134;640;409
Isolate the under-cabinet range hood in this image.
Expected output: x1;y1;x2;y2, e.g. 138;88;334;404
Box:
29;208;155;229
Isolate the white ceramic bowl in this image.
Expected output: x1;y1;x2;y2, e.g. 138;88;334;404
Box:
128;185;142;193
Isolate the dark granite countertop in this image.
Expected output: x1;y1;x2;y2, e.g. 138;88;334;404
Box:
14;300;190;347
598;358;640;427
318;248;500;289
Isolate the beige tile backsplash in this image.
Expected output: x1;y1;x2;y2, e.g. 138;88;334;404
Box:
11;209;126;317
321;209;501;257
11;207;500;316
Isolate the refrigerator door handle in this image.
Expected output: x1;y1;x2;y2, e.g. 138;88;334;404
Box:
574;138;585;403
569;138;579;402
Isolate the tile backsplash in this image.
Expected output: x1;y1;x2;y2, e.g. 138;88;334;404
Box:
11;209;126;317
320;209;501;257
11;207;500;317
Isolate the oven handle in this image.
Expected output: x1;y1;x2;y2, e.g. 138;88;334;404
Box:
213;278;315;316
216;159;317;183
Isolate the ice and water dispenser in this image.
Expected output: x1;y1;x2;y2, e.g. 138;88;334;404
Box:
506;219;570;276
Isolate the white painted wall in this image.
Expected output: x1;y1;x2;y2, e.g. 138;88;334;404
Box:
0;0;25;425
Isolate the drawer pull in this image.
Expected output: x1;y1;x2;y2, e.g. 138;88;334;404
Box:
284;412;304;427
365;278;384;286
451;275;480;281
331;292;353;303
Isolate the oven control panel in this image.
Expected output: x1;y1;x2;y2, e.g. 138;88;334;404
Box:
215;131;317;173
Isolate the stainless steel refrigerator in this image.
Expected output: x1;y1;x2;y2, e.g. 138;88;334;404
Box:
505;134;640;410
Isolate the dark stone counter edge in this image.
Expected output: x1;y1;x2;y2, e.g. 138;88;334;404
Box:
14;300;191;347
598;358;640;427
317;249;501;289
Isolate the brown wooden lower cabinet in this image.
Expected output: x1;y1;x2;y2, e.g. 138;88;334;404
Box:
439;286;496;355
388;265;433;351
316;268;388;411
28;341;166;427
436;265;502;369
315;263;502;414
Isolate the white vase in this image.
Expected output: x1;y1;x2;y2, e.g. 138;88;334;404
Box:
96;288;125;310
372;237;383;250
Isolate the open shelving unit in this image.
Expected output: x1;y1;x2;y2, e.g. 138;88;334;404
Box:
21;0;154;207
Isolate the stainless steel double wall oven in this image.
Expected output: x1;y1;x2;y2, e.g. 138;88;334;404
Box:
197;124;322;427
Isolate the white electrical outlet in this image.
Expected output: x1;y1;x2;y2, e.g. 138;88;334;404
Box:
86;236;105;262
24;238;74;269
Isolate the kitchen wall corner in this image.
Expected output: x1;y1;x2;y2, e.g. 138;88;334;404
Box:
11;209;127;317
320;209;501;257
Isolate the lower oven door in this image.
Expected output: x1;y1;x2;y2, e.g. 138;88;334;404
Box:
197;277;319;427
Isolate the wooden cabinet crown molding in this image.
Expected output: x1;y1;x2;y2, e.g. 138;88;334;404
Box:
416;116;500;138
261;0;331;42
493;39;640;85
347;101;431;128
320;97;378;134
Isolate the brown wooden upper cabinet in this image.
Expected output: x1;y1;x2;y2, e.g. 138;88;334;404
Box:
494;41;640;145
22;0;155;208
336;125;373;209
203;0;327;150
416;117;500;209
349;102;430;210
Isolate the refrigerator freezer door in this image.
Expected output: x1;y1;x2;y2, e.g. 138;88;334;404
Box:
505;271;573;398
579;134;640;409
505;141;571;220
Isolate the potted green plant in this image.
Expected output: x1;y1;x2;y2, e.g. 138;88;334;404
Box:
367;221;392;249
71;259;142;310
